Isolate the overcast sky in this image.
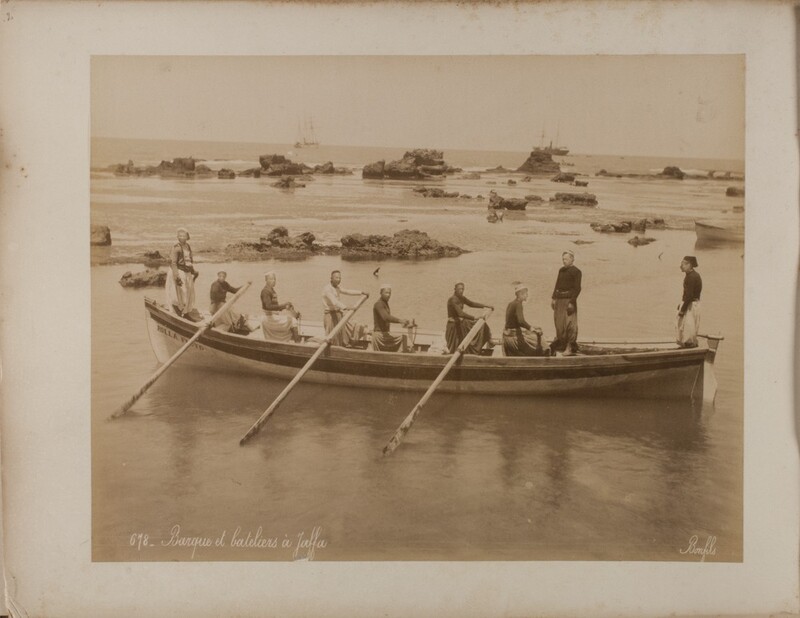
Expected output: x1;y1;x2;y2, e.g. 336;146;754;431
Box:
92;55;744;159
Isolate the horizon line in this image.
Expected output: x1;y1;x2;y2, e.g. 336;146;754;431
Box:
91;135;745;162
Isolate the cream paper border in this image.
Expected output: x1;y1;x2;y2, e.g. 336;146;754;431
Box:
1;1;798;616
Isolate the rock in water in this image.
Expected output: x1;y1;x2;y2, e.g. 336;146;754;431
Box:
660;166;686;180
340;229;465;258
726;186;745;197
550;192;598;207
90;224;111;246
119;269;167;288
551;172;576;183
499;198;528;211
413;187;460;198
628;236;656;247
270;176;306;189
516;150;561;175
362;150;460;180
362;160;386;179
218;168;236;179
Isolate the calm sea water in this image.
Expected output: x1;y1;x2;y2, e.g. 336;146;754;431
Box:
91;138;743;562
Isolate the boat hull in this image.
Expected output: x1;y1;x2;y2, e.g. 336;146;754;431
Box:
145;300;708;400
695;221;745;244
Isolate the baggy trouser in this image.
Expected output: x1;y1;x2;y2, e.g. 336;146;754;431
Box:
552;298;578;353
676;301;700;347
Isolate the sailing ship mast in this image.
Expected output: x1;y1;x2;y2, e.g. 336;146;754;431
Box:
294;115;320;148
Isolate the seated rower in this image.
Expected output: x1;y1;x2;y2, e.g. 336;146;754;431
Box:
322;270;369;347
260;271;300;343
209;271;249;332
372;284;414;352
445;282;494;354
503;284;546;357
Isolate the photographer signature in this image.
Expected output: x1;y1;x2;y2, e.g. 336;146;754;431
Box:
679;535;717;561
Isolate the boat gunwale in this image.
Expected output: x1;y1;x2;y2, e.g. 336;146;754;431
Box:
145;297;708;370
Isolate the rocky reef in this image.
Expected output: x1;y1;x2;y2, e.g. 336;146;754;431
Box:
224;227;334;260
223;227;465;261
271;176;306;189
91;224;111;246
515;151;561;175
551;172;576;184
107;154;350;180
550;192;598;207
590;218;666;233
340;229;465;259
413;186;460;198
118;269;167;288
627;236;657;247
362;149;461;180
595;166;741;181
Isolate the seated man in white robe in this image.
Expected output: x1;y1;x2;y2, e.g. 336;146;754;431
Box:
260;271;300;342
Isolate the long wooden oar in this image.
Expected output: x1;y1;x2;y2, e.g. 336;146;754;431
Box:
108;281;252;420
383;309;493;456
239;293;369;445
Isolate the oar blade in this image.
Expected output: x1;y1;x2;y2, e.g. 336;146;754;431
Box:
382;406;419;455
382;309;492;455
239;294;369;445
107;281;252;420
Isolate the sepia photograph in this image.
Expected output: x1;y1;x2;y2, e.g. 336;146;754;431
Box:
2;1;797;616
91;54;744;562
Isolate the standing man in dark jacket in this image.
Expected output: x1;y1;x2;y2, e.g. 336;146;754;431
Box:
550;250;582;355
676;256;702;347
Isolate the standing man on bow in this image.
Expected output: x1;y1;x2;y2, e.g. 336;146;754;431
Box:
167;227;200;321
550;250;582;356
676;255;702;348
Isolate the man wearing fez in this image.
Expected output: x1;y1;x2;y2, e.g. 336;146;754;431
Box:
209;271;247;331
371;284;413;352
503;284;546;357
550;250;582;356
322;270;368;347
261;271;300;342
445;282;494;354
677;256;702;347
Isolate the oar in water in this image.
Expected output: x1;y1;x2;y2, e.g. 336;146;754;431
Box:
108;281;252;420
383;309;493;456
239;293;370;446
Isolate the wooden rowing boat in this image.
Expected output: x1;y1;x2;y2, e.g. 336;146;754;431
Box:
695;220;745;245
144;298;720;401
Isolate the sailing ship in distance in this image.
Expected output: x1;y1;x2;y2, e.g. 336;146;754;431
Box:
533;128;569;156
294;115;319;149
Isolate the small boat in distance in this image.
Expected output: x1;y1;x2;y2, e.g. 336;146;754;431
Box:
695;220;745;246
144;298;721;402
294;116;319;149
